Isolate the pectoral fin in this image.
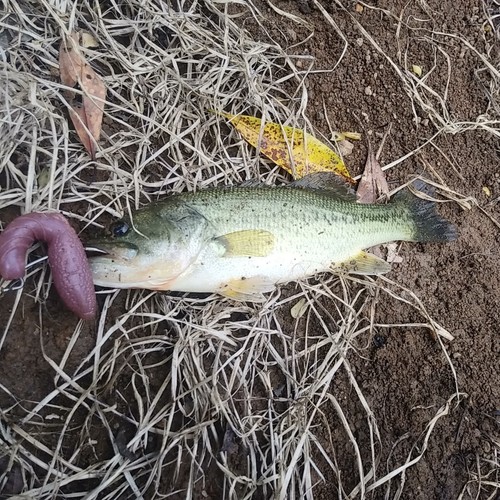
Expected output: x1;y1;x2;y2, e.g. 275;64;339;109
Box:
217;230;275;257
332;251;391;275
218;276;276;302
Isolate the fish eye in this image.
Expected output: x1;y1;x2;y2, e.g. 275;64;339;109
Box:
110;220;130;237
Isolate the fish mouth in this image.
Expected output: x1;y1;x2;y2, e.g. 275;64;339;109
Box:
86;242;143;288
85;241;139;262
86;242;178;290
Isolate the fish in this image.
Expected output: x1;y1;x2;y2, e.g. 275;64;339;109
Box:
88;173;456;301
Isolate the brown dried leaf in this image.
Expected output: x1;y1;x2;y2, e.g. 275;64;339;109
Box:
337;139;354;157
81;66;106;143
59;32;83;96
386;242;403;264
59;30;106;159
356;139;389;204
69;106;94;158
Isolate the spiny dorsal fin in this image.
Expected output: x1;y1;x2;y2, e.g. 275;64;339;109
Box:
290;172;357;201
236;173;356;200
238;179;266;188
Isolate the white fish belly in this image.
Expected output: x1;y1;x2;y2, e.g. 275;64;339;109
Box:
169;240;359;294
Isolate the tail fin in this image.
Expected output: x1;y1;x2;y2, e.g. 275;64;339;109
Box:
394;180;457;242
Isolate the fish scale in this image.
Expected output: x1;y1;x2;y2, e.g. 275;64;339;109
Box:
89;175;456;300
183;187;411;251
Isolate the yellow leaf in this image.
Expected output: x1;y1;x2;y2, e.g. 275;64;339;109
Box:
37;167;51;189
341;131;362;141
291;298;308;319
482;186;491;197
81;31;99;48
331;131;361;142
221;113;355;183
412;64;422;77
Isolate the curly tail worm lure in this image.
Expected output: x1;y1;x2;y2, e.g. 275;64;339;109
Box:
0;213;97;320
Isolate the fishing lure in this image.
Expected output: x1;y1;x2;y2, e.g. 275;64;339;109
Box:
0;213;96;320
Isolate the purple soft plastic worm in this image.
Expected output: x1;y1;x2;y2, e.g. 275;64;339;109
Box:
0;213;97;320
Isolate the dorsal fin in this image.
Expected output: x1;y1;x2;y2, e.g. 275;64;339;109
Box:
238;179;266;188
236;172;357;201
290;172;357;201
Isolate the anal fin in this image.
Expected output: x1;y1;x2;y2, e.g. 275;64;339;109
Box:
332;251;392;275
218;276;276;302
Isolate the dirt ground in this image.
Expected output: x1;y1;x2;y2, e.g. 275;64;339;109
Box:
244;1;500;498
1;0;499;499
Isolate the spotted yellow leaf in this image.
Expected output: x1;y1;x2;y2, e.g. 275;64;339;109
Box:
221;113;355;183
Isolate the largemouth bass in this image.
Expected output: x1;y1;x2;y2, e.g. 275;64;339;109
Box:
89;174;456;301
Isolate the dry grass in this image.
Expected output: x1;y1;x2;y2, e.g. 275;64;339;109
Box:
0;0;498;498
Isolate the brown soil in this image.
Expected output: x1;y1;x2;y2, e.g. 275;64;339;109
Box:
241;1;500;498
1;0;499;499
